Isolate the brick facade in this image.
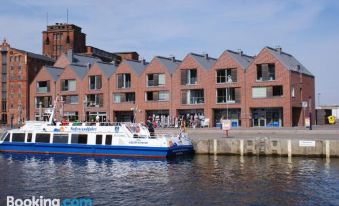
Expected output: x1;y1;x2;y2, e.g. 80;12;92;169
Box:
0;40;54;127
29;47;315;128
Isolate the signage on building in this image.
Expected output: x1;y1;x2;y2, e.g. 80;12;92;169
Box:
299;140;316;147
221;119;231;131
302;101;308;108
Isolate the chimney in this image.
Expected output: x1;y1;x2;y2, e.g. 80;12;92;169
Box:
67;50;73;63
204;53;209;59
276;46;282;54
237;49;243;56
169;55;175;62
141;58;146;65
87;62;91;69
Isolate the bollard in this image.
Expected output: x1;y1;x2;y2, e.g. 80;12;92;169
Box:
326;140;330;159
287;139;292;158
213;139;217;155
240;139;244;156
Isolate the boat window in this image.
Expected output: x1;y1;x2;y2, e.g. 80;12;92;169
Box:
27;133;32;142
35;133;51;143
12;133;25;142
105;135;112;145
96;135;103;145
71;134;88;144
53;134;69;144
2;133;10;142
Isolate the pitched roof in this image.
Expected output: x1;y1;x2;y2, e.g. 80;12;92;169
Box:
123;60;148;76
265;47;313;76
44;66;64;80
225;50;254;69
68;64;89;79
66;51;101;66
95;62;117;78
154;56;181;74
189;53;217;70
14;48;54;62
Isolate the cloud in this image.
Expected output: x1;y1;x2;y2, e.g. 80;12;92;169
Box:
0;0;339;104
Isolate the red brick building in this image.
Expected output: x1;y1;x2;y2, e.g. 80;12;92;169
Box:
0;39;54;126
43;23;139;63
111;59;148;122
171;53;217;126
29;47;315;128
139;56;181;125
245;47;315;127
208;50;254;127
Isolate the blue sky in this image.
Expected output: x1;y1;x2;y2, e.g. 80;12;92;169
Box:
1;0;339;105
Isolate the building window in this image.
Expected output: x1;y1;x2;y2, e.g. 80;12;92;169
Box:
36;81;50;93
117;73;131;88
35;96;52;108
113;92;135;103
89;75;102;90
181;69;197;85
147;73;165;87
272;85;283;96
61;79;76;91
216;69;237;83
62;95;79;104
86;94;103;107
145;91;169;102
63;112;79;121
216;88;240;103
2;101;6;111
252;85;283;98
181;89;204;104
291;86;295;98
256;64;275;81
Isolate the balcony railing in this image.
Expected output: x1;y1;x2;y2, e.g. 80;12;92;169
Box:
217;96;237;104
36;87;49;93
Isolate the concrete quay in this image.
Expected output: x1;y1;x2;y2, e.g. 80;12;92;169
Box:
157;126;339;157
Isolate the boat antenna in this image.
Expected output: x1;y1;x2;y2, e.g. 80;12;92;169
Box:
48;95;59;125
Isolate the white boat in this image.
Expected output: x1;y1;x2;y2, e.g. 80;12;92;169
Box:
0;97;194;158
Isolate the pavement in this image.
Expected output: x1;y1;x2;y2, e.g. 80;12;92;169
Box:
155;125;339;140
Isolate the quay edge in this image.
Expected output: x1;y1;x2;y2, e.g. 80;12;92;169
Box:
192;138;339;157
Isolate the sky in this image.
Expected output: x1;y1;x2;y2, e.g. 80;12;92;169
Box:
0;0;338;105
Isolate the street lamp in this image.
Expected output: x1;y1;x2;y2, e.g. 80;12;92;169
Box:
226;74;232;120
39;101;43;121
317;92;321;107
131;105;142;123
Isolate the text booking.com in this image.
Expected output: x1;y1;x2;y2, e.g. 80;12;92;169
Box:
6;196;92;206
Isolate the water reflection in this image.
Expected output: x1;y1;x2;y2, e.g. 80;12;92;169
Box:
0;153;338;206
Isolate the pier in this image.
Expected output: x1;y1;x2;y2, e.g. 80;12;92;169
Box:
157;126;339;157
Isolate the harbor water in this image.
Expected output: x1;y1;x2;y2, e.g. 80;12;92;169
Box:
0;153;338;206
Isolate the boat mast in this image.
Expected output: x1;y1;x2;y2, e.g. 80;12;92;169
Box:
48;95;59;125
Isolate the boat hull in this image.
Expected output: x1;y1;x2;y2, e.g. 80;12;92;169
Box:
0;142;194;158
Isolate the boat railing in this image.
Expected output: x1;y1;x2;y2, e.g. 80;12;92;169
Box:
0;131;8;141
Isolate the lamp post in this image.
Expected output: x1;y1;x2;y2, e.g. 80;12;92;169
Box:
131;105;142;123
18;102;22;127
226;74;232;120
317;92;321;107
309;96;312;130
39;101;43;121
